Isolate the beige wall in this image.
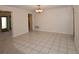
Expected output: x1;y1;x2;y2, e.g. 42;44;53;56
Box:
0;6;31;37
0;6;74;37
74;6;79;52
34;7;73;35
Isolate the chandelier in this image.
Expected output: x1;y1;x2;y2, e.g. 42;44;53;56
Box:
35;5;43;13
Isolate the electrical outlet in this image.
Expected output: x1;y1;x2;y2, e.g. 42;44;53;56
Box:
35;26;39;29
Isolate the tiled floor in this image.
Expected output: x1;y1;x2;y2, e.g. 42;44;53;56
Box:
0;31;78;54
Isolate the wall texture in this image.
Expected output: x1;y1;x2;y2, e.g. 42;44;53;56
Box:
74;6;79;52
34;7;73;35
0;6;74;37
0;6;31;37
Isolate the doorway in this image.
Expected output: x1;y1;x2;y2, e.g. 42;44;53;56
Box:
28;14;33;32
0;11;12;32
0;16;8;32
0;11;12;40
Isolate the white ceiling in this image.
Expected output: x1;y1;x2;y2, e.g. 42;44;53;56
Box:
6;5;72;11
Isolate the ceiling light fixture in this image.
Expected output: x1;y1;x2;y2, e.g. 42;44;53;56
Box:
35;5;43;13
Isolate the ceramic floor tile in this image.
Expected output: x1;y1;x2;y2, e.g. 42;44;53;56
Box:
0;31;78;54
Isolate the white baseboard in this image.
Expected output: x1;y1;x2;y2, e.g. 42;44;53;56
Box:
34;29;73;36
12;32;28;37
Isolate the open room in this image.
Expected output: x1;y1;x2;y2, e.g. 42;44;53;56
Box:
0;5;79;54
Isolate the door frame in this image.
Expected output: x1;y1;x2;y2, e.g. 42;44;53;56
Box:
28;14;33;32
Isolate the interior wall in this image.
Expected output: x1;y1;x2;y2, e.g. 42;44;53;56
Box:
0;6;31;37
74;6;79;52
34;7;73;35
32;12;36;31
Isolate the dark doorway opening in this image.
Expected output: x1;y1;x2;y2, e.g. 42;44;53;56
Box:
0;11;11;32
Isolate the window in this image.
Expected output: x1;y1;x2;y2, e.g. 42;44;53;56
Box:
1;17;7;29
